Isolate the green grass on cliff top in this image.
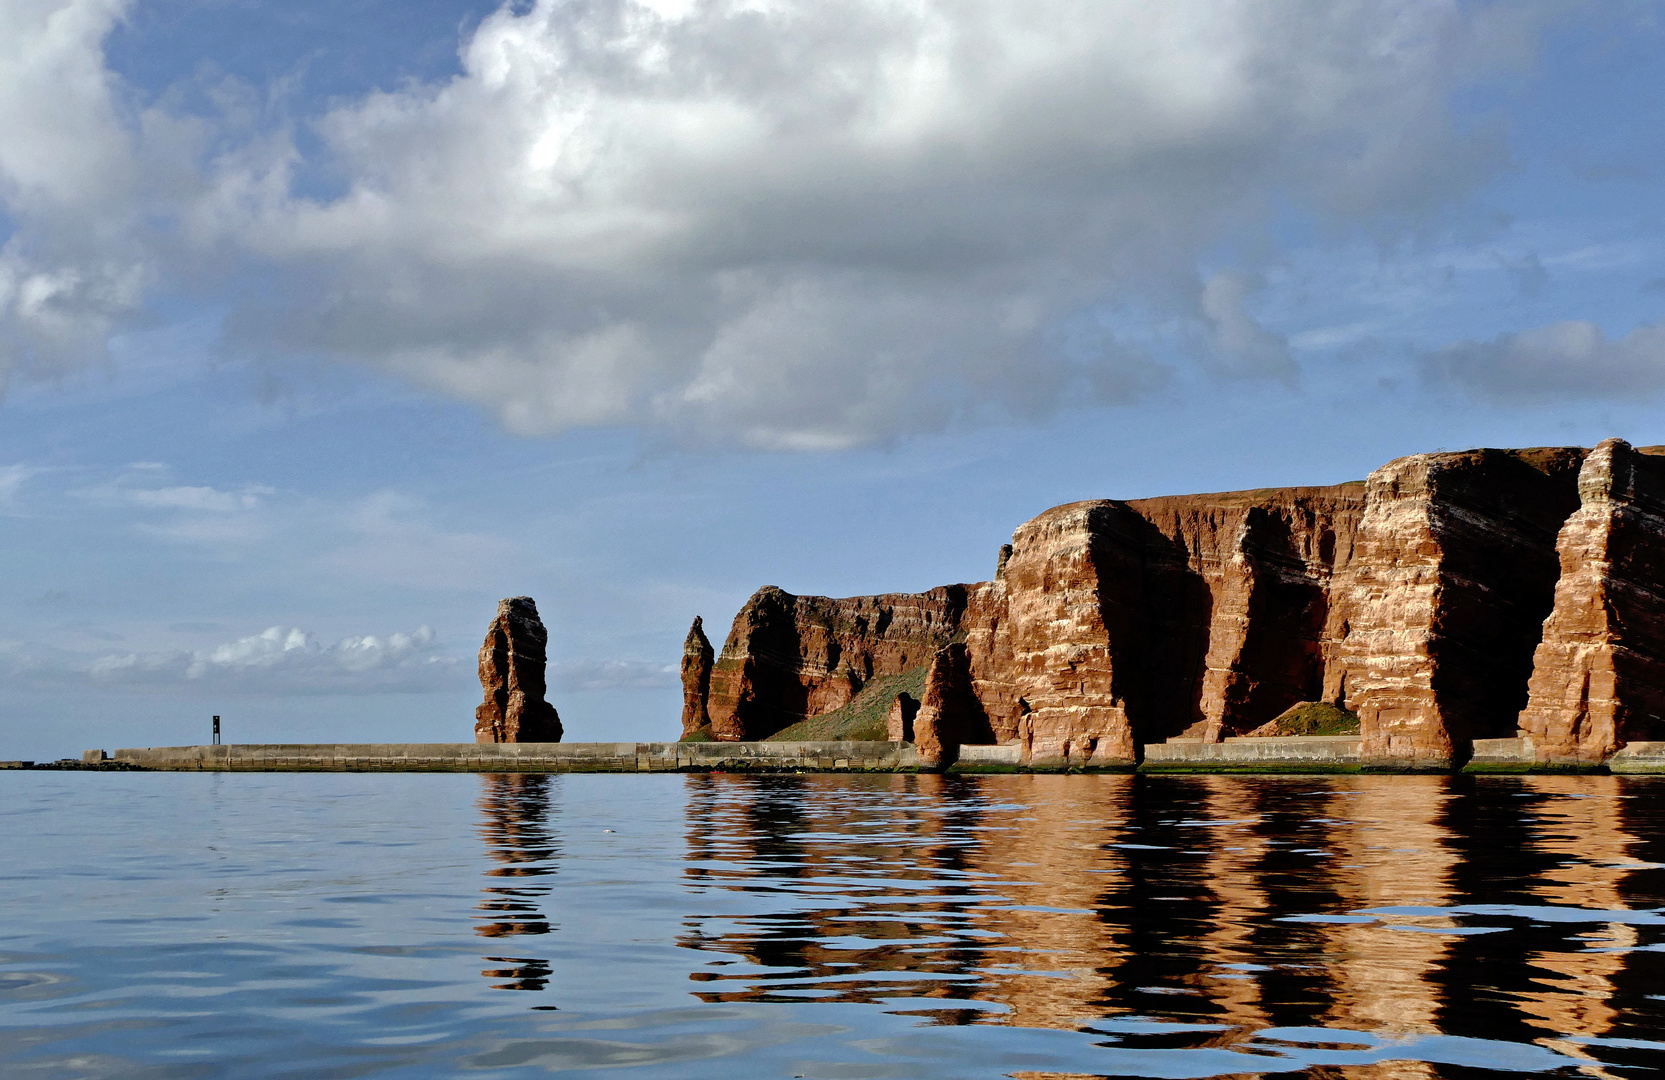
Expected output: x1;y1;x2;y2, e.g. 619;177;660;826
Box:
762;666;930;742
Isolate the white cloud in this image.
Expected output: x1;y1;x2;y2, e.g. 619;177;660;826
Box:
1199;271;1295;382
8;623;461;694
0;463;38;510
0;0;161;386
0;624;681;696
71;472;277;544
1423;319;1665;403
0;0;1549;444
126;484;274;512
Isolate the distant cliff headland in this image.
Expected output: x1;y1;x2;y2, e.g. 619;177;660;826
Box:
680;438;1665;771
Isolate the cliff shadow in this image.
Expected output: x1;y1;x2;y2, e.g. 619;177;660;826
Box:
1087;508;1214;748
1432;451;1584;744
1225;510;1331;734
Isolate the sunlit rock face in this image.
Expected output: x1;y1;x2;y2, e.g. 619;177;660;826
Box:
1517;440;1665;762
1329;448;1586;769
680;616;714;739
474;597;563;744
686;442;1665;767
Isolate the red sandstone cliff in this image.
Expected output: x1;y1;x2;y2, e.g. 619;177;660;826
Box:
682;442;1665;767
1517;440;1665;761
476;596;563;744
704;585;966;740
680;616;714;738
1327;448;1585;768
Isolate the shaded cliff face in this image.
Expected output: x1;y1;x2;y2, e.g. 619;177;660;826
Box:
705;585;966;740
1518;440;1665;760
475;596;563;744
685;442;1665;767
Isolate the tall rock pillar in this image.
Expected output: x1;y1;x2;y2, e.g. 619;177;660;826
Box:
475;596;563;744
1518;439;1665;760
680;616;714;738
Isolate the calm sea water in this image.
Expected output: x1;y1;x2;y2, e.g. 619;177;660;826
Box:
2;772;1663;1079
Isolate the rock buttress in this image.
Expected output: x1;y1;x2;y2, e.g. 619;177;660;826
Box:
680;616;714;738
976;501;1150;768
475;596;563;744
914;644;980;769
704;585;967;740
1517;439;1665;760
1327;448;1586;768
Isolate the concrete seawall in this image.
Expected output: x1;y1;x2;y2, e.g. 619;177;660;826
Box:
84;738;1665;774
1142;736;1365;773
111;741;923;773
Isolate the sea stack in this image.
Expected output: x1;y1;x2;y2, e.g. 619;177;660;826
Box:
474;596;563;744
680;616;714;739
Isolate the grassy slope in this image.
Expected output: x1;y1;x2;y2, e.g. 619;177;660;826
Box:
763;666;929;742
1270;701;1360;736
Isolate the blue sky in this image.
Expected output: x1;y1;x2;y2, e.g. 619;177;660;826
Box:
2;0;1664;759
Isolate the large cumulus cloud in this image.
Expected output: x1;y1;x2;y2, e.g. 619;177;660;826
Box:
3;0;1537;445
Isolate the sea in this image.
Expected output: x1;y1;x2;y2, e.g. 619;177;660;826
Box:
2;771;1663;1079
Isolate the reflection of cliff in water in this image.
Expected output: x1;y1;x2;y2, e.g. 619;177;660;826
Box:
678;773;989;1014
475;772;560;992
673;772;1665;1060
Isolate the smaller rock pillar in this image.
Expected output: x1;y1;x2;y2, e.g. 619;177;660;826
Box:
680;616;715;738
914;645;972;770
475;596;563;744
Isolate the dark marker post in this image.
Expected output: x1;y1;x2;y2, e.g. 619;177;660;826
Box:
212;715;221;746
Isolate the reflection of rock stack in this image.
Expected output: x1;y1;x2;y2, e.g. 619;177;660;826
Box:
474;773;558;992
1513;777;1635;1053
474;596;563;744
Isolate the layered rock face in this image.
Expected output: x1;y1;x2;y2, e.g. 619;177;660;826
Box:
475;597;563;744
1328;448;1585;767
957;487;1367;766
1517;440;1665;761
683;442;1665;766
704;585;965;740
680;617;714;738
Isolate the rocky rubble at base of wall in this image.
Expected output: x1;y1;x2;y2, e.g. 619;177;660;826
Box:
684;440;1665;769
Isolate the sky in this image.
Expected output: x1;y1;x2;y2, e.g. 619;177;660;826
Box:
2;0;1664;760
